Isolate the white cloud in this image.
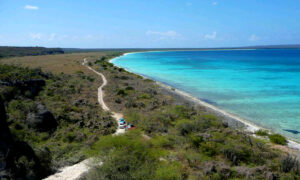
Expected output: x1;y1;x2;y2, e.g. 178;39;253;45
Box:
29;33;43;40
204;31;217;40
249;34;260;41
24;5;39;10
146;30;182;40
212;2;218;6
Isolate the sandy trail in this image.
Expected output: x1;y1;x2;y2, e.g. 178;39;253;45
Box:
81;58;125;135
44;58;125;180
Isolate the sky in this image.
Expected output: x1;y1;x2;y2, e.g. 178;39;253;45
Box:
0;0;299;48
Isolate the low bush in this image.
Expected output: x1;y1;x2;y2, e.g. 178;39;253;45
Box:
176;120;194;136
222;144;251;165
86;76;95;82
189;134;204;148
154;162;184;180
200;142;218;157
63;132;76;143
269;134;287;145
151;135;173;149
125;86;134;91
86;131;177;179
280;155;300;173
75;71;84;74
255;129;269;136
117;89;127;96
139;93;151;99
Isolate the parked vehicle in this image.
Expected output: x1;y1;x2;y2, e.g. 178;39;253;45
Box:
126;124;135;130
119;118;126;129
119;124;125;129
120;118;125;122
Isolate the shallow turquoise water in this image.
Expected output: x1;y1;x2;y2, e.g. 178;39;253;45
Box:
112;49;300;141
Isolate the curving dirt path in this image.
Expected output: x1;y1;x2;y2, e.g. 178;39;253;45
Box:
82;58;125;135
44;58;125;180
82;58;109;111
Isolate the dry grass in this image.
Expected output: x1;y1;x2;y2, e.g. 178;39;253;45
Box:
0;52;107;75
0;52;118;105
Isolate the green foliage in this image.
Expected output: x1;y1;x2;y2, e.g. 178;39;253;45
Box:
117;89;127;96
280;155;300;174
269;134;287;145
189;135;204;148
176;120;194;135
222;144;251;165
151;135;173;149
255;129;269;136
75;71;84;74
0;46;64;58
144;79;154;83
154;162;184;180
86;76;95;82
200;141;218;157
125;86;134;91
139;93;151;99
63;132;76;143
86;131;178;180
0;64;45;83
0;64;117;178
2;52;297;179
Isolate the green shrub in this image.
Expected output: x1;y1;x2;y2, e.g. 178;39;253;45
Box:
139;93;151;99
222;144;251;165
117;89;127;96
75;70;84;74
63;132;76;143
154;162;183;180
200;142;218;157
86;76;95;82
194;114;221;131
151;136;173;149
144;79;154;83
176;120;194;135
86;131;161;179
269;134;287;145
255;129;269;136
189;134;204;148
280;155;300;173
125;86;134;91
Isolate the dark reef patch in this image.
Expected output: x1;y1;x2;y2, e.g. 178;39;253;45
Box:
283;129;300;135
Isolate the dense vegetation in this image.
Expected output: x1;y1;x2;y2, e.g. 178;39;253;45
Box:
0;52;299;179
82;56;300;179
0;46;64;58
0;64;116;179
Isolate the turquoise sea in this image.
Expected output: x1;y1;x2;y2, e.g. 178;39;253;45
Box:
112;49;300;141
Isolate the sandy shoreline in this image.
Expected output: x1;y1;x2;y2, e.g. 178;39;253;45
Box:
110;52;300;153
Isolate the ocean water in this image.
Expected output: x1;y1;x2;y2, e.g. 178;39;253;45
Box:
112;49;300;141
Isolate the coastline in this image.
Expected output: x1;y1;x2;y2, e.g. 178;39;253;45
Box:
110;52;300;153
